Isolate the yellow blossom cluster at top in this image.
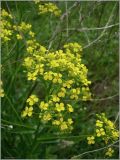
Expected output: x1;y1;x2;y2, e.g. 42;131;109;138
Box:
87;113;119;157
36;2;61;17
0;9;13;42
21;29;91;132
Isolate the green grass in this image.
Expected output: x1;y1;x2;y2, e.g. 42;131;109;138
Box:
1;1;119;159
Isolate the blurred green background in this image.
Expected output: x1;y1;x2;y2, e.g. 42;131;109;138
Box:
1;1;119;159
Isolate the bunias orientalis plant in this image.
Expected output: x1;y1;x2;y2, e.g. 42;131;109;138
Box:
1;6;119;158
21;40;92;132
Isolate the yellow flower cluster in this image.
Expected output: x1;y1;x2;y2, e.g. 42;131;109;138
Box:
1;9;36;43
87;113;119;157
95;113;119;141
37;2;61;17
13;21;34;40
0;80;5;97
21;106;33;117
1;9;13;42
21;39;91;132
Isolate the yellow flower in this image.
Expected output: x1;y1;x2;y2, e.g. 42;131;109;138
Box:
39;101;49;110
67;118;73;125
27;72;37;81
96;128;105;137
63;80;74;88
112;131;119;140
21;106;33;117
27;46;34;53
105;148;114;157
106;120;114;129
52;95;60;102
70;88;80;100
58;91;65;97
0;88;4;97
50;60;59;68
42;113;51;121
87;136;95;144
52;73;62;84
55;103;65;112
16;34;22;40
29;31;35;37
26;95;39;106
24;57;34;67
58;87;66;97
35;64;44;75
96;120;103;127
52;120;60;126
67;104;74;112
60;122;68;130
44;71;53;80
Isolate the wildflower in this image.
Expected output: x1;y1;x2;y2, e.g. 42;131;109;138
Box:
44;71;53;81
96;120;103;127
52;120;60;126
23;41;92;132
70;88;80;100
112;131;119;140
63;80;74;88
21;106;33;117
57;87;66;98
55;103;65;112
27;72;37;81
96;128;105;137
60;122;68;131
39;101;49;110
42;113;52;121
87;136;95;144
16;34;22;40
67;118;73;125
58;91;65;98
35;64;44;75
26;95;39;106
50;60;59;68
27;46;34;53
106;120;114;129
52;95;60;102
29;31;35;37
67;104;74;112
105;148;114;157
52;73;62;84
24;57;34;67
